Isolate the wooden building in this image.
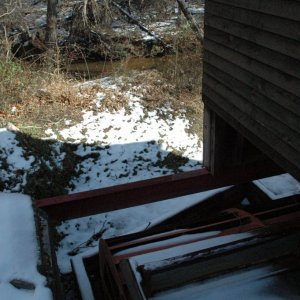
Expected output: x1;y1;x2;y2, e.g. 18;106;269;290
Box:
202;0;300;181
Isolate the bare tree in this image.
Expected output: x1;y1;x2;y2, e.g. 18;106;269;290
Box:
45;0;57;47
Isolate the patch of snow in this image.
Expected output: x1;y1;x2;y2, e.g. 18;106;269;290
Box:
71;256;94;300
116;231;220;257
0;192;52;300
241;198;251;206
56;188;224;273
254;174;300;200
44;128;57;139
129;232;253;268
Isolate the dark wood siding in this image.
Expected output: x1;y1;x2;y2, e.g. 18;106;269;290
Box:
202;0;300;180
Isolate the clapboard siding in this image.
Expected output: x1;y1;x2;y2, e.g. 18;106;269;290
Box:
212;0;300;21
203;89;300;178
204;63;300;137
205;14;300;60
204;51;300;118
206;1;300;41
204;39;300;100
206;27;300;81
203;0;300;179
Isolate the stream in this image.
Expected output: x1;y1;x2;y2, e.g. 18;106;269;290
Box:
67;55;176;78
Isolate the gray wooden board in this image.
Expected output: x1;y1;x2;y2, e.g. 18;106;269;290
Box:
205;26;300;81
204;38;300;98
203;62;300;141
141;231;300;295
204;50;300;118
210;0;300;21
119;260;145;300
205;13;300;60
205;1;300;41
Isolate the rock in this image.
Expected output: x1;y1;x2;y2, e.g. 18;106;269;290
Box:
7;123;20;132
10;279;35;290
35;15;47;28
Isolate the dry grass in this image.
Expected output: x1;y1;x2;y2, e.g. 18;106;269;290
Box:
0;60;91;136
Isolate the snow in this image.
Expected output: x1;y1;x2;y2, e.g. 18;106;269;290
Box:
254;174;300;200
55;189;224;273
71;255;94;300
129;232;253;268
0;192;52;300
1;71;300;293
115;231;220;257
127;232;254;300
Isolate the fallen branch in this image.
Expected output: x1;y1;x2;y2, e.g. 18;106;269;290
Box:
111;1;168;49
176;0;203;44
0;7;16;19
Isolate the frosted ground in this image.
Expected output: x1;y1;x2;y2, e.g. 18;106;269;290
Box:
0;75;204;273
1;75;300;277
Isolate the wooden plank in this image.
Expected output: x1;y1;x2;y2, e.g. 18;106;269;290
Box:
203;106;213;170
140;230;300;296
205;26;300;81
204;50;300;118
210;0;300;21
204;62;300;140
99;239;127;300
205;13;300;60
205;1;300;41
119;260;145;300
202;90;300;179
204;38;300;98
203;107;249;174
37;162;283;223
203;79;300;165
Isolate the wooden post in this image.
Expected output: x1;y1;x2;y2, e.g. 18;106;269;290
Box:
203;105;267;175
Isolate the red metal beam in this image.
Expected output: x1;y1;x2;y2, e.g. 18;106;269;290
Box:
36;160;283;223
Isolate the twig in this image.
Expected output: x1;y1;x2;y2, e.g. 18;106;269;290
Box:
68;220;108;256
0;7;16;19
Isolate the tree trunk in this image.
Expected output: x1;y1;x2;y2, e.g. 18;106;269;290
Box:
176;0;203;44
45;0;57;47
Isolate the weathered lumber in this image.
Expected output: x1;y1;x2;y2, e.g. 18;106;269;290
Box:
37;161;283;223
203;78;300;163
139;229;300;296
203;88;300;179
205;13;300;60
205;26;300;81
99;239;127;300
206;1;300;41
119;260;145;300
204;38;300;98
204;50;300;117
211;0;300;21
204;62;300;138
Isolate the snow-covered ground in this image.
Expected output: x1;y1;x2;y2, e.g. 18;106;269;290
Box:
1;74;300;282
0;75;204;274
0;193;52;300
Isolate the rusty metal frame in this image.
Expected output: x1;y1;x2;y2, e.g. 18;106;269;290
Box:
36;160;282;223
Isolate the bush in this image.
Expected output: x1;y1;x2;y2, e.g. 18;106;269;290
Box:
0;60;26;111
